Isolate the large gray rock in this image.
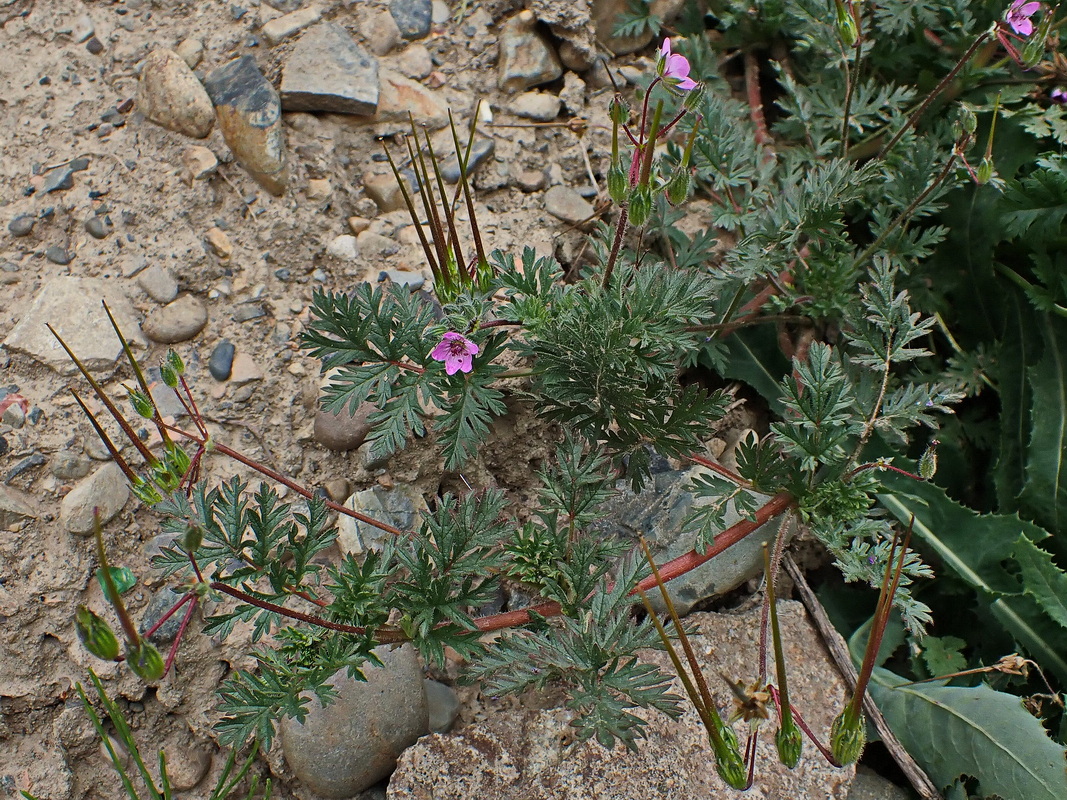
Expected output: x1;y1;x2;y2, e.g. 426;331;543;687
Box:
497;10;562;93
279;644;428;797
280;22;379;115
593;462;776;615
3;277;145;373
336;484;429;555
60;462;130;535
139;49;214;139
203;56;288;196
389;603;855;799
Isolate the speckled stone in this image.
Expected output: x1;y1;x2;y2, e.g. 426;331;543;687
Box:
390;0;432;40
138;49;215;139
313;401;373;451
141;294;208;344
60;461;130;535
279;645;428;797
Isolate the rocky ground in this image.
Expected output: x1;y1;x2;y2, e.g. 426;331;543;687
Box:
0;1;906;798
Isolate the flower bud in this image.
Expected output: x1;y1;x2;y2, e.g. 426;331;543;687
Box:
127;388;154;420
665;170;690;205
957;106;977;136
775;717;803;768
609;96;629;126
1021;16;1052;68
713;725;748;790
976;157;996;185
608;162;629;206
76;606;120;661
918;439;939;480
127;640;166;682
166;444;191;479
131;478;164;506
160;363;178;389
165;349;185;378
830;706;866;765
835;0;858;47
182;522;204;553
682;83;706;112
627;183;653;227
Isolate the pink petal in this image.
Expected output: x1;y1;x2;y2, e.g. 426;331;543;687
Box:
675;76;698;91
464;339;480;355
661;38;672;58
1015;18;1034;34
430;342;451;360
1021;1;1041;14
666;53;691;80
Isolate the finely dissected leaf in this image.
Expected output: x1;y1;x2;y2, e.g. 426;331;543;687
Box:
879;479;1067;681
869;668;1067;800
1001;156;1067;242
1018;317;1067;535
1014;536;1067;629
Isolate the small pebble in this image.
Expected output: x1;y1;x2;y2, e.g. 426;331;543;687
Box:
84;216;112;239
0;436;7;457
45;246;73;265
142;294;209;344
233;305;267;323
208;341;236;380
41;166;75;193
425;679;460;733
390;0;432;40
140;587;188;644
326;234;359;261
2;403;25;428
8;215;35;237
379;270;424;289
4;453;45;483
441;139;494;183
314;403;374;451
86;36;104;54
51;452;92;481
544;184;595;226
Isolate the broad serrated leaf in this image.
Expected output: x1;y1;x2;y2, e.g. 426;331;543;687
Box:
714;326;790;416
1014;536;1067;629
869;668;1067;800
1018;317;1067;535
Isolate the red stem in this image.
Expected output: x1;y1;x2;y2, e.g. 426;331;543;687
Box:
164;595;199;675
143;591;194;639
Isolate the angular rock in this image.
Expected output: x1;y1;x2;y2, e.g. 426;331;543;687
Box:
203;56;288;196
362;172;408;213
60;462;130;535
390;604;855;800
532;0;597;72
139;49;215;139
280;645;428;798
390;0;432;40
280;22;379;115
3;277;145;373
41;164;76;193
336;484;428;555
374;70;448;130
441;138;494;183
182;145;218;181
204;227;232;259
0;486;36;530
229;353;263;385
544;185;594;226
141;294;208;344
362;8;402;56
509;91;562;121
497;10;562;94
175;38;204;69
593;463;776;615
325;234;360;261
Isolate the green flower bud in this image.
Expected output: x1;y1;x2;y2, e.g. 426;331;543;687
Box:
165;349;185;378
127;388;155;420
165;444;191;478
713;725;748;790
160;363;178;389
665;170;690;206
127;640;166;682
835;0;858;47
181;522;204;553
151;460;180;493
627;183;653;227
682;83;706;112
918;439;939;480
976;157;996;185
957;106;978;136
775;718;803;768
609;96;629;126
608;162;629;206
76;606;120;661
830;706;866;765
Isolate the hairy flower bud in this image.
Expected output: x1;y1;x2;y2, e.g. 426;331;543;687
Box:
165;349;185;377
165;444;191;479
131;478;163;506
682;83;706;112
608;162;629;206
976;157;996;185
665;169;690;205
127;640;166;682
918;439;939;480
835;0;858;47
76;606;120;661
182;522;204;553
127;388;154;420
713;725;748;790
609;96;629;126
627;183;653;227
957;106;978;136
775;717;803;768
830;706;866;765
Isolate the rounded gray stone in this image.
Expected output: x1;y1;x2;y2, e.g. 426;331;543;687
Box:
8;215;35;237
84;216;112;240
137;264;179;303
142;294;208;343
544;185;594;225
60;461;130;535
280;644;428;798
425;679;460;733
313;402;373;452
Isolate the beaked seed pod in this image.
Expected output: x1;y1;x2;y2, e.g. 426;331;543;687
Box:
775;718;803;768
76;606;120;661
608;163;629;206
627;183;653;227
830;707;866;765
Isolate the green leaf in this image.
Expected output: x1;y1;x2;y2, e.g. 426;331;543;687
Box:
869;668;1067;800
715;325;790;416
1018;316;1067;535
96;566;136;603
920;635;968;677
1014;536;1067;629
994;292;1038;508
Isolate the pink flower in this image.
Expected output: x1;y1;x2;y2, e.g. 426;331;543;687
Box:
1052;87;1067;104
430;332;479;375
1006;0;1041;36
660;38;697;92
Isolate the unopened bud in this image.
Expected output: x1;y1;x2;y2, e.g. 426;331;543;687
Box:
1022;16;1051;68
127;640;166;682
160;363;178;389
976;157;996;185
181;522;204;553
835;0;858;47
608;162;629;206
775;718;803;768
830;706;866;765
76;606;120;661
918;439;939;480
957;106;977;136
609;96;629;126
627;183;653;227
131;478;164;506
166;444;191;478
665;169;690;205
713;725;748;790
127;388;154;420
165;349;185;378
682;83;706;112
